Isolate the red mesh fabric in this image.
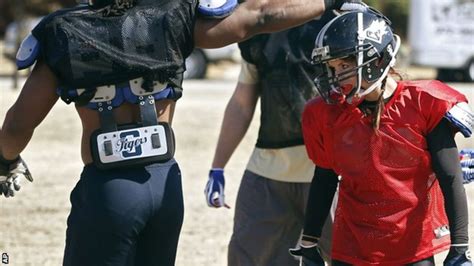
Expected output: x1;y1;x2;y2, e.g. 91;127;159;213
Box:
330;123;450;264
302;80;468;264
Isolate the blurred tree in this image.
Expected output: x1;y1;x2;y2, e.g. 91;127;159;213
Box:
0;0;76;89
1;0;411;38
0;0;14;36
364;0;409;39
0;0;76;37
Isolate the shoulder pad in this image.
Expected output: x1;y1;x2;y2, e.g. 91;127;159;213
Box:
198;0;238;18
16;34;40;70
445;102;474;138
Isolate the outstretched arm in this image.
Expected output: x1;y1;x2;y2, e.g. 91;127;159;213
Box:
195;0;333;48
0;61;59;160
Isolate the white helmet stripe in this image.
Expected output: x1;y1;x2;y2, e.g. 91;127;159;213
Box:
314;14;339;51
357;12;364;96
346;12;365;104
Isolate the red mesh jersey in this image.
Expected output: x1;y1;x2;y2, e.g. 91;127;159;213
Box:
302;80;468;265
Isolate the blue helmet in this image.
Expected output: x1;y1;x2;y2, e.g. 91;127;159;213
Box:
311;10;400;104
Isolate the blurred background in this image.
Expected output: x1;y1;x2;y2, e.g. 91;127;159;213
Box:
0;0;473;84
0;1;472;265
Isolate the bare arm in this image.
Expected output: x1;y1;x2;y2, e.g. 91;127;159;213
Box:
211;81;259;168
0;61;59;160
195;0;327;48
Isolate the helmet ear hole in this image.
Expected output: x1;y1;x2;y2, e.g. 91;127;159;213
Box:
363;62;378;83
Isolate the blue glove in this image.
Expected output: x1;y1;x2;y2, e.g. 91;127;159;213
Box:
444;246;472;266
459;149;474;184
463;168;474;184
204;168;229;208
460;149;474;160
461;159;474;168
289;241;325;266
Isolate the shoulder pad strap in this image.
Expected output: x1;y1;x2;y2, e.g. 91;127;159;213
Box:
198;0;238;18
16;34;40;70
445;102;474;138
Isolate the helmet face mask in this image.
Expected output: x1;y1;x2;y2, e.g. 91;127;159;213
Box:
312;10;400;105
312;44;378;104
313;58;359;104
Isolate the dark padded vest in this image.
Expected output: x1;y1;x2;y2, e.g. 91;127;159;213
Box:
32;0;197;100
239;13;335;149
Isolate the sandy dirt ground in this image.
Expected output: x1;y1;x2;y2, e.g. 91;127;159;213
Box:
0;66;473;265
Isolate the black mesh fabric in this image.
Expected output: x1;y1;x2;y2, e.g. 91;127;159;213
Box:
32;0;197;91
238;12;335;149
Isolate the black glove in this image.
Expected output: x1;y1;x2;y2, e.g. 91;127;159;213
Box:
0;155;33;198
289;241;325;266
444;246;472;266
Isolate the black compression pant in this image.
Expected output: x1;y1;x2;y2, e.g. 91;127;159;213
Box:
63;159;184;266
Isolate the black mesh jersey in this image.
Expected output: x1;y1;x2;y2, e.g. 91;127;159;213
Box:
238;12;335;149
32;0;197;93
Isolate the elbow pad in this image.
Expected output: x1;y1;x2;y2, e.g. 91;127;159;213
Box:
445;102;474;138
197;0;238;19
16;33;40;70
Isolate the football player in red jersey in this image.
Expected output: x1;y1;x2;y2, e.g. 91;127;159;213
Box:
0;1;369;265
291;9;473;266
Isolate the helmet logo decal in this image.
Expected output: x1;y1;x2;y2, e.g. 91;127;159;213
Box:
363;20;388;44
